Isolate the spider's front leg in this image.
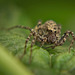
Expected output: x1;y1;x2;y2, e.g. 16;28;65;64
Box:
20;32;33;59
24;32;33;54
55;30;75;52
29;35;36;63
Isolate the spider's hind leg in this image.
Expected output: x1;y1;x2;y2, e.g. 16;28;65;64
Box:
55;30;75;52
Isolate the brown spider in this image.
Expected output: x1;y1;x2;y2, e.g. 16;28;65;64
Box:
8;20;75;63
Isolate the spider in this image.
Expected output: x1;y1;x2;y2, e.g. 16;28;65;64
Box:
8;20;75;63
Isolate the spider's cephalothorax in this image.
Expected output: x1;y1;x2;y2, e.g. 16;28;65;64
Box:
8;20;75;63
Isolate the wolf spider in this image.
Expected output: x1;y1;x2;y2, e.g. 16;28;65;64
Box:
8;20;75;63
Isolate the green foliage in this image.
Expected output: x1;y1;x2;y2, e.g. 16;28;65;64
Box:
0;28;75;75
0;46;33;75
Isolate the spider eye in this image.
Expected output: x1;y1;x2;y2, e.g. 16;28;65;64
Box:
49;30;52;32
55;31;56;33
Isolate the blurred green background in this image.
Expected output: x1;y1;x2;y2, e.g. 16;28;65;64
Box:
0;0;75;75
0;0;75;32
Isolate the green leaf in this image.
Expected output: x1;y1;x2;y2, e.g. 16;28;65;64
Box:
0;29;75;75
0;45;33;75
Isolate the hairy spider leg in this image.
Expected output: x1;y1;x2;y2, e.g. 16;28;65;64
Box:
7;25;31;31
55;30;75;52
24;32;33;55
29;35;36;63
7;25;33;56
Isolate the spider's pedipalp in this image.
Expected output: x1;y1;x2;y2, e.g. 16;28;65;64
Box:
40;37;47;47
